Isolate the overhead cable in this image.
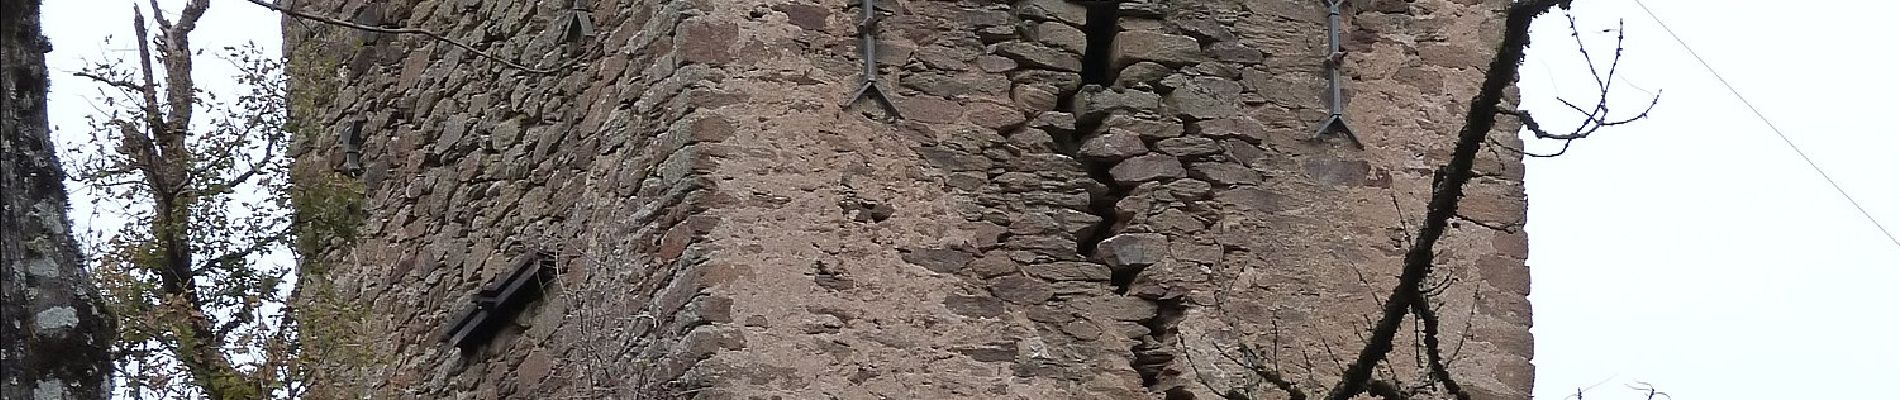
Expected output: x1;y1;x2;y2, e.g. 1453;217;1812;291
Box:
1631;0;1900;250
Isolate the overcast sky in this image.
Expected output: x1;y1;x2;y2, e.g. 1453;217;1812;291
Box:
1521;1;1900;399
40;1;1900;399
42;0;283;245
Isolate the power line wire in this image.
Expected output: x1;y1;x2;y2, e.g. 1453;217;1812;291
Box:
1630;0;1900;250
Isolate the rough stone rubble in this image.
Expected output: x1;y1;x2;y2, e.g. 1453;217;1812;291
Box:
289;0;1532;398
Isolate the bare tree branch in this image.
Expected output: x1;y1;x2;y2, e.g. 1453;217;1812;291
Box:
71;71;146;93
200;230;290;275
82;2;289;398
1238;343;1309;400
1366;380;1408;400
1503;11;1660;156
1321;1;1571;399
1453;213;1521;233
1411;300;1469;400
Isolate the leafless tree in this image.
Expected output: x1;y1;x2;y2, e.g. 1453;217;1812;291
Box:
67;1;299;398
1187;1;1658;399
51;0;605;396
54;0;609;396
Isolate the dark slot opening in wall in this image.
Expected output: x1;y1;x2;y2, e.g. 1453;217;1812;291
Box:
1079;3;1120;85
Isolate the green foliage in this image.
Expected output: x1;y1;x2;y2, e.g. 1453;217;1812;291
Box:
277;33;384;398
288;173;362;274
67;6;302;397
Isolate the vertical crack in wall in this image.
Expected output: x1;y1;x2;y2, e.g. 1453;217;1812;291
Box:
1068;2;1124;258
1048;3;1189;395
1078;2;1120;86
1138;298;1188;392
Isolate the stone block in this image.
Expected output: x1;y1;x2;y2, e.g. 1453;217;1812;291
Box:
1192;117;1268;142
1102;113;1183;140
1013;84;1061;111
1153;137;1220;157
1175;18;1236;43
995;42;1082;72
1029;22;1088;54
902;247;975;273
1118;0;1166;17
894;95;964;124
778;3;831;30
1109;154;1186;185
944;294;1007;318
1029;111;1078;132
677;17;738;65
1163;178;1213;200
1165;76;1244;119
1078;129;1148;160
1013;69;1083;92
1073;88;1161;120
977;55;1019;72
1214;187;1283;212
967;8;1013;27
1480;255;1530;296
967;102;1029;129
1096;233;1168;269
1027;261;1112;282
1189;162;1260;186
1112;31;1201;66
1206;42;1264;64
1458;179;1528;226
1150;208;1206;233
1073;295;1159;321
991;275;1056;304
1115;62;1173;88
902;72;974;97
1015;0;1089;26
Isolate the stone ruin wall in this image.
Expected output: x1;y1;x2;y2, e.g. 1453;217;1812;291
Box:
287;0;1532;398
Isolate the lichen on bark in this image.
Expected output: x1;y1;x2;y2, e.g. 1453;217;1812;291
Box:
1;1;116;398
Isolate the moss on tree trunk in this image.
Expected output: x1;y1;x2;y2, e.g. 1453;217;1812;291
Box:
0;0;115;398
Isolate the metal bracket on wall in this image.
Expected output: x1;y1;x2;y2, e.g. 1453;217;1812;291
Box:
560;0;595;56
441;252;555;350
843;0;902;118
340;118;364;177
1313;0;1363;148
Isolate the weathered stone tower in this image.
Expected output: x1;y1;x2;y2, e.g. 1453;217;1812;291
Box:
286;0;1532;398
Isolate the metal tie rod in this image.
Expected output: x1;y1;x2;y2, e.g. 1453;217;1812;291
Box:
1314;0;1362;148
844;0;902;118
562;0;595;45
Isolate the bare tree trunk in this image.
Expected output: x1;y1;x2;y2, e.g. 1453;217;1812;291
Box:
0;0;115;399
118;2;266;398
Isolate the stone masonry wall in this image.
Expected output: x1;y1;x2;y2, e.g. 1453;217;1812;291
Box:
289;0;1532;399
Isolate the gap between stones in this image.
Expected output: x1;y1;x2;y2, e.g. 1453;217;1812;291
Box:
1047;2;1191;395
1066;1;1124;262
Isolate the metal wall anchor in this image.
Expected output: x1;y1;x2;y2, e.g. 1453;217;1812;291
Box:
340;118;364;177
844;0;902;118
561;0;595;55
1314;0;1362;148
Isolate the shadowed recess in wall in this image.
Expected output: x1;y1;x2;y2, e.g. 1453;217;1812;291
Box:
1068;1;1126;260
1079;2;1120;85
